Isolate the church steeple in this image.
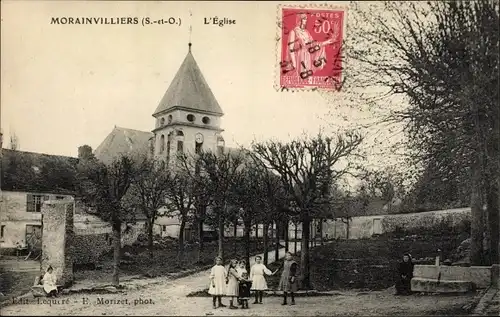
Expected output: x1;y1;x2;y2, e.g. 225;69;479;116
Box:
152;43;224;117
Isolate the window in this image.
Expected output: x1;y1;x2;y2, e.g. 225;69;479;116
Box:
27;194;49;212
160;118;165;126
202;116;210;124
168;115;172;124
25;225;42;249
186;114;195;122
56;196;65;200
160;135;165;153
1;225;5;239
195;142;202;154
162;225;166;232
217;146;224;156
167;133;172;162
177;140;184;153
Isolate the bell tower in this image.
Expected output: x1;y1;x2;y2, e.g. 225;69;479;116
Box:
152;42;225;165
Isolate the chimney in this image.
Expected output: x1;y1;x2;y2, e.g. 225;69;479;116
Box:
78;145;93;160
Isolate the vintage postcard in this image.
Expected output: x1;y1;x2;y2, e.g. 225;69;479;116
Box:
1;1;498;316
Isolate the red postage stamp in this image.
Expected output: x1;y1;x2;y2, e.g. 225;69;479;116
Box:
277;5;346;91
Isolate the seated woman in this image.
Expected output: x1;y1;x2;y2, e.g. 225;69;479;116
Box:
395;253;414;295
42;266;58;297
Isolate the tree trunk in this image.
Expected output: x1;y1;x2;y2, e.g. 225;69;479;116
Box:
294;223;298;254
487;181;499;264
233;218;238;254
275;221;280;262
178;216;186;262
320;218;324;246
147;219;154;259
284;219;289;252
470;159;485;265
218;214;225;260
112;220;122;287
301;215;311;290
345;219;351;240
255;223;259;241
263;221;269;265
197;218;204;263
244;219;251;272
310;221;314;248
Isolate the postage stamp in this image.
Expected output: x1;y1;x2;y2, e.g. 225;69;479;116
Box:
276;4;347;91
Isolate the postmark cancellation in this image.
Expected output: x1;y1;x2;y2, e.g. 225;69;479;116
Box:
275;3;347;92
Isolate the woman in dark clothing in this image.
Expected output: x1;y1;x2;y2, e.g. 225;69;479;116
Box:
395;253;414;295
275;252;299;305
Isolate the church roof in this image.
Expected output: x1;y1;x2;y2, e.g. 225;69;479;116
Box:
94;126;153;165
153;48;224;117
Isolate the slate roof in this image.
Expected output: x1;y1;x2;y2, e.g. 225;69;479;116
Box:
0;148;78;195
153;49;224;117
94;126;153;165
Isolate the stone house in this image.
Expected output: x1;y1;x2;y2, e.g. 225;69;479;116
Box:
0;148;147;263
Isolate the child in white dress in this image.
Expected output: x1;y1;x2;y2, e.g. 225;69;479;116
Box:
250;256;276;304
225;259;241;309
42;265;58;297
208;256;227;309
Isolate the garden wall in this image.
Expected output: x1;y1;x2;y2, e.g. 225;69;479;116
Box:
321;207;471;240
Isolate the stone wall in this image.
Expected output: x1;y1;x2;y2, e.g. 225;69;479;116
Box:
320;208;471;240
413;264;492;289
41;200;74;287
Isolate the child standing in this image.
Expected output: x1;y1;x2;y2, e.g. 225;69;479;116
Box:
236;259;248;306
238;272;252;309
208;256;227;309
277;252;299;305
250;256;276;304
226;259;240;309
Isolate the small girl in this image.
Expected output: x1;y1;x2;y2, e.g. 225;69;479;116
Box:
225;259;240;309
250;256;276;304
236;259;248;277
236;259;248;306
42;265;58;297
277;251;299;305
238;272;252;309
208;256;227;309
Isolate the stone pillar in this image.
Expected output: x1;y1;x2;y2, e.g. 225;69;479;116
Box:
491;264;499;288
41;200;74;288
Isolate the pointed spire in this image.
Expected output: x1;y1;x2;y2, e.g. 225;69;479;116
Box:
188;10;193;52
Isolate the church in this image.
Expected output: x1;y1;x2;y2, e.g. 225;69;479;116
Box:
93;42;236;239
94;42;228;165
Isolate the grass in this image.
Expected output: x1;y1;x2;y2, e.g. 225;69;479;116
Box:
74;237;278;281
265;235;465;291
0;270;39;303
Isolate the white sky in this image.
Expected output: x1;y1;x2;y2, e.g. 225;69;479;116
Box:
1;1;407;171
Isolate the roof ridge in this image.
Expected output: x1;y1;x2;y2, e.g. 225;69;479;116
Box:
114;126;153;134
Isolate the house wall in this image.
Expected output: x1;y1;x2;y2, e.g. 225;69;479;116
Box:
0;191;147;264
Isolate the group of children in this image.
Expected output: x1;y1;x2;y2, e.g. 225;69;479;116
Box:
208;252;299;309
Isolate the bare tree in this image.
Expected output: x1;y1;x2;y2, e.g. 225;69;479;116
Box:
189;150;244;261
166;170;196;261
344;1;499;264
252;131;363;289
77;154;137;286
125;157;171;259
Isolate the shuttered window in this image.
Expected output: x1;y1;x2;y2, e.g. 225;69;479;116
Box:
26;194;49;212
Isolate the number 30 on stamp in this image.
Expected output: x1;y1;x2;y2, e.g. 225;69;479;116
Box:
276;4;347;91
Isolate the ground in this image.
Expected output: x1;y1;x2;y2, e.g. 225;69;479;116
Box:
267;235;464;290
1;237;481;316
0;272;478;316
0;237;277;302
